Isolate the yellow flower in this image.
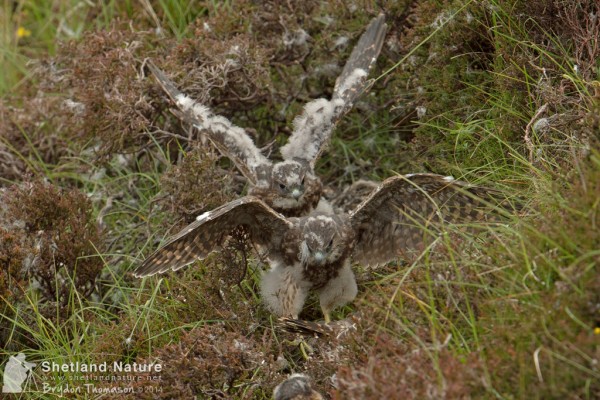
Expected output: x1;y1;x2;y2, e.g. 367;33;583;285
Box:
17;26;32;38
594;327;600;335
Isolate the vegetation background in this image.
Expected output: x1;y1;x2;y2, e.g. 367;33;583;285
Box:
0;0;598;398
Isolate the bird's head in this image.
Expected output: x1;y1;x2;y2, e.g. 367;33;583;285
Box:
273;373;323;400
252;160;321;216
298;214;351;266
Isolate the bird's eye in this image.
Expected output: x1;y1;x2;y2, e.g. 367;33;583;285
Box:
327;239;334;250
301;176;305;185
278;183;286;190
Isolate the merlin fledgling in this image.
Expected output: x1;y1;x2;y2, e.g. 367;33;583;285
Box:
135;174;509;322
147;14;387;217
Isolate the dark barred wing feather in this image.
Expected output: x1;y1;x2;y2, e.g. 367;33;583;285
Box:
350;174;513;266
135;197;291;277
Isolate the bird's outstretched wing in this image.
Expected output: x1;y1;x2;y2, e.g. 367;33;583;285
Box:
332;179;379;213
147;61;270;183
134;197;292;277
333;13;387;104
349;174;511;266
280;14;387;168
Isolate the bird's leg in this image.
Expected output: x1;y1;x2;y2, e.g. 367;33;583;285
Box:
321;306;331;324
317;263;357;324
260;264;309;319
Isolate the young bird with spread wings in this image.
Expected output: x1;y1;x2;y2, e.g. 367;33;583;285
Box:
147;14;387;217
135;174;507;323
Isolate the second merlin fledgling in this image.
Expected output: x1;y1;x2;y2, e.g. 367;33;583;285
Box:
148;14;387;217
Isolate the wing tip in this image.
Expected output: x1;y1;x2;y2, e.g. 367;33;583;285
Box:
133;263;161;278
368;12;388;39
146;60;182;100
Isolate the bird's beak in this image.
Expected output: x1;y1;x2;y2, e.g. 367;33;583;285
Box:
291;188;302;199
314;251;325;263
